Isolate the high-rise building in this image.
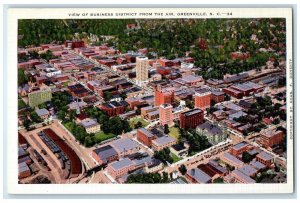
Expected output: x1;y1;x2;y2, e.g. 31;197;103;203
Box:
194;89;211;110
154;85;175;106
135;56;149;84
28;88;52;107
159;103;173;126
180;108;204;129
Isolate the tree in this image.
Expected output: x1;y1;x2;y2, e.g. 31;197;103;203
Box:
23;119;31;130
154;148;173;164
56;109;67;121
103;91;112;101
126;172;169;183
179;164;187;175
120;92;127;100
213;177;224;183
18;69;28;86
134;121;143;129
68;109;77;121
39;50;58;61
164;124;170;134
30;111;42;123
224;94;231;101
242;151;255;163
186;100;194;109
84;136;95;147
135;108;141;115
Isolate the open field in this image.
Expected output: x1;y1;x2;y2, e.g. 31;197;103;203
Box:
169;126;180;140
95;131;116;142
171;152;182;163
129;116;149;128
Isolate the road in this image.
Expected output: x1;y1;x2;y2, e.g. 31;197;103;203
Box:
162;139;235;174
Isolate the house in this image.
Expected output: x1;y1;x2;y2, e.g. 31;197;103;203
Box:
35;108;50;120
92;145;118;165
81;118;101;134
170;143;189;158
75;113;88;124
68;101;88;111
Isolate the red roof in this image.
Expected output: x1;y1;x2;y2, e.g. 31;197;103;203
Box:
18;132;27;145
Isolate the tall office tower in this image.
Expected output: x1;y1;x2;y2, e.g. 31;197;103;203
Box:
194;89;211;110
159;103;174;127
135;56;149;85
154;85;175;106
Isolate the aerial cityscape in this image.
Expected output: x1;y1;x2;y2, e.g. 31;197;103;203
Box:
17;18;287;184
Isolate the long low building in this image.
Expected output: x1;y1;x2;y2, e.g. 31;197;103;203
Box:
231;169;256;183
186;168;212;184
111;138;140;157
221;152;244;169
151;135;177;151
106;158;136;179
92;145;118;165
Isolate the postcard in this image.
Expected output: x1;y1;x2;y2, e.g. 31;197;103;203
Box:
6;7;294;194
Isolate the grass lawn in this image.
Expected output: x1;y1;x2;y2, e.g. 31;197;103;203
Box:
171;152;182;163
64;121;74;132
169;126;180;140
95;131;116;142
62;81;69;87
129;116;149;128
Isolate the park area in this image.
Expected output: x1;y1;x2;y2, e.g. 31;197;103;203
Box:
94;131;116;142
168;126;180;140
170;152;182;163
63;121;116;146
129;116;149;128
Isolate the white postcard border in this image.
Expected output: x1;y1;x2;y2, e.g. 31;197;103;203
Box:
6;7;294;194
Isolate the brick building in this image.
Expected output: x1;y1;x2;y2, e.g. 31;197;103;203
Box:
159;103;173;126
107;158;136;179
68;83;89;98
256;151;274;167
98;101;129;117
151;136;177;151
230;141;251;156
137;128;156;147
194;89;211;110
259;129;285;148
179;108;204;129
211;91;225;104
64;40;85;49
154;86;175;106
92;145;118;165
